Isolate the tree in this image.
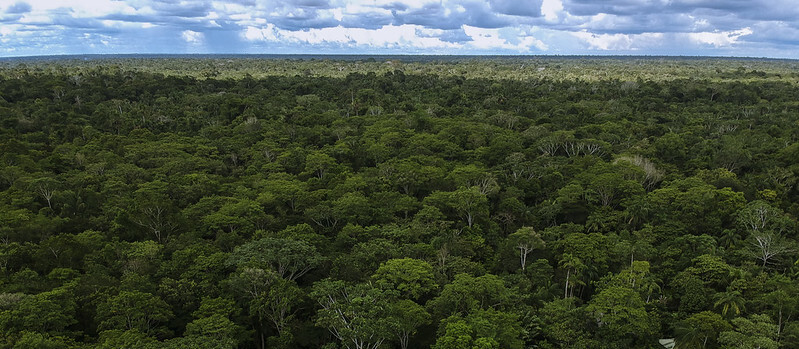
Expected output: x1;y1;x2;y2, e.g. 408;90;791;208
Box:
8;286;77;334
602;261;661;303
714;289;747;318
184;297;245;346
430;317;474;349
130;180;180;243
558;253;585;299
378;157;445;196
748;232;794;268
425;187;489;229
432;309;523;349
148;336;237;349
95;329;157;349
450;187;489;229
675;311;731;349
11;331;72;349
506;227;545;271
755;274;799;341
615;155;664;190
227;237;322;281
332;192;372;226
736;201;793;236
713;135;751;173
718;314;779;349
585;286;655;347
645;178;745;236
257;175;308;213
447;164;500;195
96;290;173;336
538;298;595;348
586;172;643;208
29;176;59;210
252;278;301;338
202;198;268;235
737;201;796;267
304;150;337;179
428;273;511;319
370;191;419;220
228;267;296;348
311;279;394;349
389;300;431;349
184;315;240;342
119;240;163;275
373;258;437;301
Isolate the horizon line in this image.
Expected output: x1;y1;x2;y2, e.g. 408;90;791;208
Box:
1;53;797;62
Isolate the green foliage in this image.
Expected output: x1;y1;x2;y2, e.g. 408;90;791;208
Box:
432;309;523;349
389;299;431;349
95;329;157;348
373;258;437;300
227;237;322;281
674;311;731;349
505;227;545;271
428;273;511;318
96;290;173;335
11;331;73;349
311;279;395;349
585;285;655;347
717;314;779;349
5;285;77;334
538;298;596;348
0;57;798;348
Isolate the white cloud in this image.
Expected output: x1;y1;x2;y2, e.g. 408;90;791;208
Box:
542;0;564;21
14;0;129;16
181;29;203;43
571;30;663;50
0;24;23;36
244;24;279;41
689;27;753;47
463;25;548;51
241;22;553;52
243;24;460;50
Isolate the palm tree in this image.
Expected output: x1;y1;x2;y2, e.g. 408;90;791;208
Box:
640;274;662;303
559;253;585;299
674;311;731;349
713;289;746;318
718;229;742;250
674;322;705;349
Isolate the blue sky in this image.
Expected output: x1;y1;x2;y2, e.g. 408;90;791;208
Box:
1;0;798;58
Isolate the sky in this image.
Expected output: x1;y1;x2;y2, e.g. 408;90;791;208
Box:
0;0;798;58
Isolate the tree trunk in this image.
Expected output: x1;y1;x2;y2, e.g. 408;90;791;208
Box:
564;269;570;299
260;330;265;349
519;247;528;271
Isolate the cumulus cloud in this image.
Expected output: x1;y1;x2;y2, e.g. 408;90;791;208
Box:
243;24;280;42
571;30;664;50
181;29;203;43
6;1;31;14
243;23;460;52
489;0;543;17
464;25;548;51
689;27;753;47
563;0;668;16
417;27;472;43
0;0;796;57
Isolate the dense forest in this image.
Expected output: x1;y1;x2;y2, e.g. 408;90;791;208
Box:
1;57;799;348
